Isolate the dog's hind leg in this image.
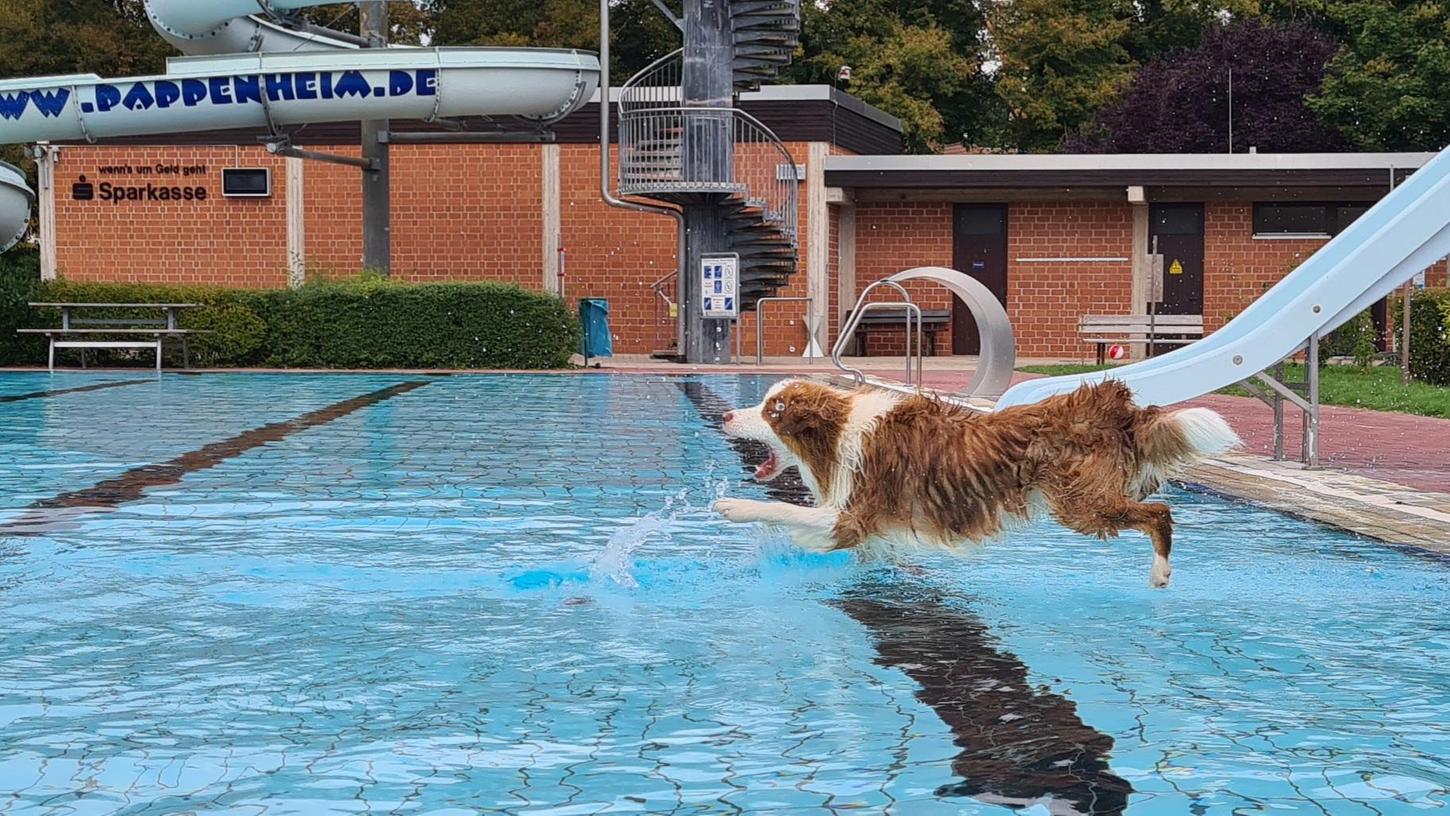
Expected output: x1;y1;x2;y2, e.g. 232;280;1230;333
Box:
1047;494;1175;588
714;498;841;551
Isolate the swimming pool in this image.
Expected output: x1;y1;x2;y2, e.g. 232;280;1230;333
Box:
1;372;1446;815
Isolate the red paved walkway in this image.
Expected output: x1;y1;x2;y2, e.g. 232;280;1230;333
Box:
1184;393;1450;494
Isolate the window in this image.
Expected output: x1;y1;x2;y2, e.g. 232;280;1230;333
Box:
222;168;271;198
1253;202;1372;238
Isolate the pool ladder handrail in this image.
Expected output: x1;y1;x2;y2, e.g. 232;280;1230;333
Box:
832;280;924;388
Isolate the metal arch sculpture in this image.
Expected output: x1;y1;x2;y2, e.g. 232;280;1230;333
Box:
888;266;1016;400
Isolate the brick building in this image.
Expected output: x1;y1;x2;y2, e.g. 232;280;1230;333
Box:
30;86;1444;360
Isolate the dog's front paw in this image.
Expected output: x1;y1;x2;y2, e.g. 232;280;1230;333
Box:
1150;556;1172;589
714;498;756;523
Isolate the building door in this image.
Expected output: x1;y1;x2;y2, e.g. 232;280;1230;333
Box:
952;204;1009;355
1149;204;1205;317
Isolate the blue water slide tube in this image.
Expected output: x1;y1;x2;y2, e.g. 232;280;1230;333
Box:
996;144;1450;409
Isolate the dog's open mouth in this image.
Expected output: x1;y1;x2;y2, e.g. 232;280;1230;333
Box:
754;449;783;481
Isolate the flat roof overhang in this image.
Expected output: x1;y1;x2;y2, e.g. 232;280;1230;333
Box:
824;153;1438;197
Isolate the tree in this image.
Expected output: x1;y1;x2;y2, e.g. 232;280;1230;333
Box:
987;0;1138;152
0;0;172;81
430;0;678;79
1309;1;1450;151
1125;0;1263;60
1068;20;1347;153
298;3;434;44
786;0;999;151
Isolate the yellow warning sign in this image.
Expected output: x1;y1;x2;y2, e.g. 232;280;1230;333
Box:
1169;259;1184;276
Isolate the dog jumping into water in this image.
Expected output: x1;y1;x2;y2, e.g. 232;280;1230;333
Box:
713;379;1239;587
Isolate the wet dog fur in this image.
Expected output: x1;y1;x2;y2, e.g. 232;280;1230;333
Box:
715;379;1239;588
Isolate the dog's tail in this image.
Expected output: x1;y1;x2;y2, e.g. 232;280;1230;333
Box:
1136;405;1241;469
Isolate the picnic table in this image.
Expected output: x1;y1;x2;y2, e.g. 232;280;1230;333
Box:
19;302;209;371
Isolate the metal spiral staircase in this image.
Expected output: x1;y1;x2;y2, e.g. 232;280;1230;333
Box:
616;0;802;357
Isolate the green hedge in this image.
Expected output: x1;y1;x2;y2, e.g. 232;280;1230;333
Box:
1318;307;1378;369
0;250;43;366
0;274;581;370
1392;288;1450;386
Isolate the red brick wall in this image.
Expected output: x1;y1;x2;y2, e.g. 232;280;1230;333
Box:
1203;202;1323;333
54;146;290;288
852;202;954;355
49;141;819;356
300;149;361;277
1008;201;1134;358
559;145;678;354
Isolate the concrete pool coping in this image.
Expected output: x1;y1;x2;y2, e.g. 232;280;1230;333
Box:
1181;456;1450;556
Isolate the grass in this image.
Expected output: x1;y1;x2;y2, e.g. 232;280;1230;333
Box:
1016;362;1450;419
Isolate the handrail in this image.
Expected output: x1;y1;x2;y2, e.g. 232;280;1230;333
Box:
618;48;683;116
832;280;923;388
600;0;685;354
617;105;799;247
754;296;813;364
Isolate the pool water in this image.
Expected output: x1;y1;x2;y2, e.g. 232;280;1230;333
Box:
1;372;1447;815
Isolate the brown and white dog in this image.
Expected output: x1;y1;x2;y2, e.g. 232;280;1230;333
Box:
714;379;1239;587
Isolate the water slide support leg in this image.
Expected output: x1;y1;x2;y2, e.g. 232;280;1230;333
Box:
360;1;391;277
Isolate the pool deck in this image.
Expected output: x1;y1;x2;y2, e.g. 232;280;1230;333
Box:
7;355;1450;551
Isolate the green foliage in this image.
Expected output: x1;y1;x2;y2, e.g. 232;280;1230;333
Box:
1126;0;1264;60
0;277;581;370
1318;308;1378;370
788;0;1000;150
987;0;1138;151
0;249;44;366
254;279;580;369
1392;288;1450;386
1309;1;1450;151
431;0;677;79
297;3;434;44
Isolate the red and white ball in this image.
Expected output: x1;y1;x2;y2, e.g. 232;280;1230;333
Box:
1108;344;1127;361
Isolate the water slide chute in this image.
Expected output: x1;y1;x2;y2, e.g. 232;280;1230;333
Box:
0;0;600;252
0;161;33;252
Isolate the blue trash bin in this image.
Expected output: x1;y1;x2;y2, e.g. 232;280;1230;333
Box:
579;298;613;363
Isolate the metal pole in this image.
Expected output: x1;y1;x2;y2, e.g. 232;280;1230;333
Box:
681;0;735;363
360;1;390;275
1304;333;1321;468
598;0;688;355
1271;360;1285;461
1227;68;1234;154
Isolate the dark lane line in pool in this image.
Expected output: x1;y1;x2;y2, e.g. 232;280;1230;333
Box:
0;379;153;404
678;378;1133;815
835;591;1133;815
2;380;432;535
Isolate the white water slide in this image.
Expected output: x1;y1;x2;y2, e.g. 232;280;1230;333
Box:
0;0;599;242
0;161;33;252
996;142;1450;409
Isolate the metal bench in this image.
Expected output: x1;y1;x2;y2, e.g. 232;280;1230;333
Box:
844;307;952;356
1079;314;1204;364
21;302;209;371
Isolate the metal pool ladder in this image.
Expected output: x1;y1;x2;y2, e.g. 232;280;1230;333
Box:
833;279;925;388
832;267;1018;400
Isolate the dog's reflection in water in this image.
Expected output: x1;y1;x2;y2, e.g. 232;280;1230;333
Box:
836;588;1133;816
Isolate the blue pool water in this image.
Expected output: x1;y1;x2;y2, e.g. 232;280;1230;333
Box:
0;372;1447;815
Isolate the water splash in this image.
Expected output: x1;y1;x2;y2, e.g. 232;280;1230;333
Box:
589;465;731;588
